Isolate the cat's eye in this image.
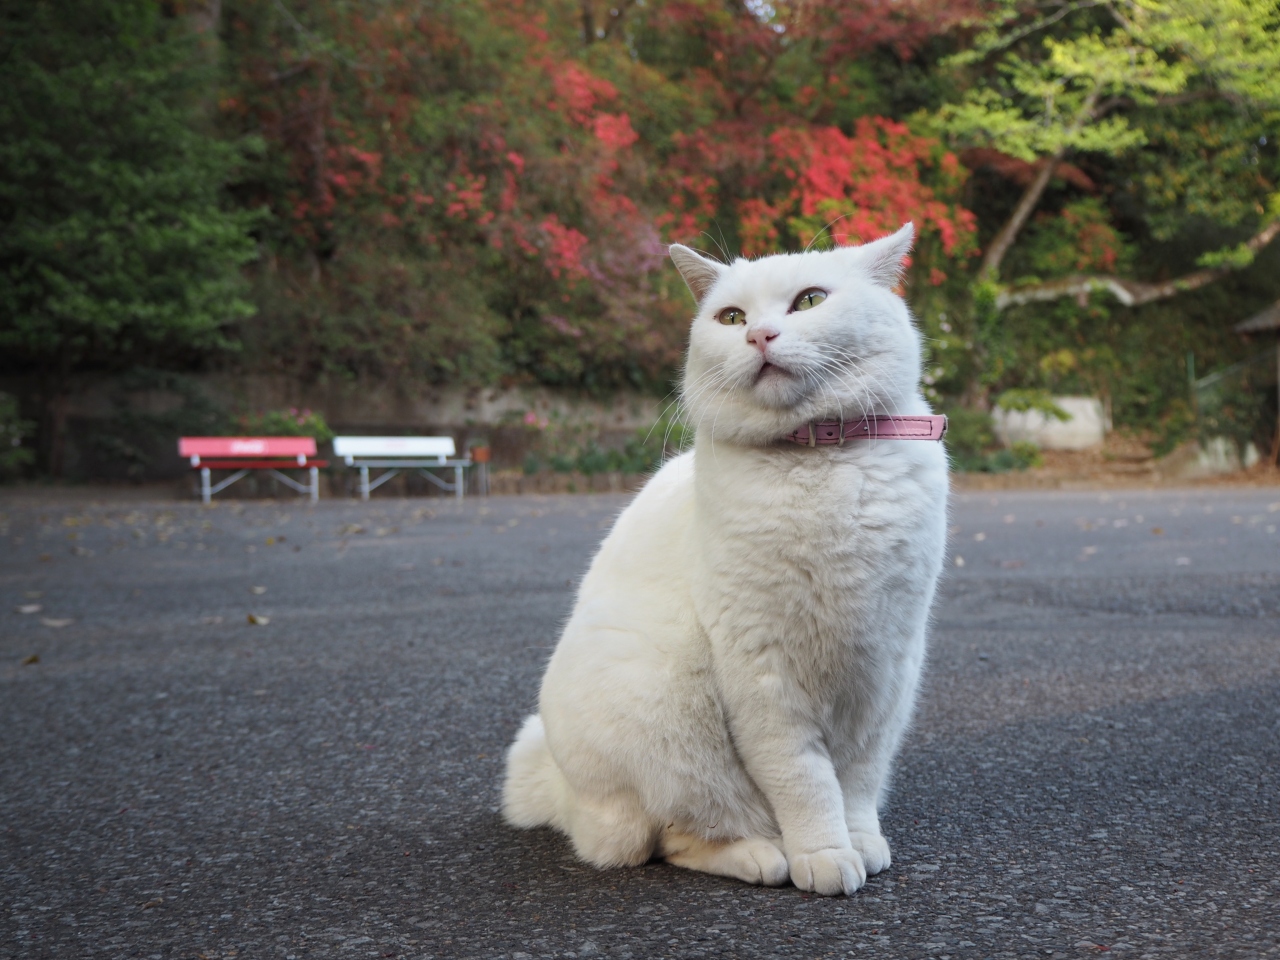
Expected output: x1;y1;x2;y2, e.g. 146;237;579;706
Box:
792;289;827;312
717;307;746;325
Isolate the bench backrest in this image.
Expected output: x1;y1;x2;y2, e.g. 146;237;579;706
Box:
332;436;456;459
179;436;317;458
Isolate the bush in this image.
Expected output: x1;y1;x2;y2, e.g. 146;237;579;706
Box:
0;392;35;477
943;406;1042;473
518;408;691;476
90;371;228;480
233;408;334;443
942;407;996;472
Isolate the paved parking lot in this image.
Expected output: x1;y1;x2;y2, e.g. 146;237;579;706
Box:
2;485;1278;959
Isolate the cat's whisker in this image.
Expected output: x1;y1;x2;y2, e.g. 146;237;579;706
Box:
654;367;724;451
803;211;855;254
697;227;733;267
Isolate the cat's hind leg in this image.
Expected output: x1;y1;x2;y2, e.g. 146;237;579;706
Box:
563;792;659;869
504;714;658;868
659;830;789;887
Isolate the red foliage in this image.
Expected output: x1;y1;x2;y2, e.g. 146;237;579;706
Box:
224;0;982;387
593;113;639;152
539;215;591;279
551;60;619;125
807;0;984;63
960;148;1097;193
731;118;977;258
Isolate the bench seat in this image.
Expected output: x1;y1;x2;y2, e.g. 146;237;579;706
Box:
179;437;325;503
332;436;473;500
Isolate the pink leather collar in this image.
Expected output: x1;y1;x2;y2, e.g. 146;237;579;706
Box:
784;415;948;446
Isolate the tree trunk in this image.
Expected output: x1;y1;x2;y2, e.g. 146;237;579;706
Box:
978;147;1066;282
45;364;71;480
40;346;77;479
977;87;1100;283
188;0;222;37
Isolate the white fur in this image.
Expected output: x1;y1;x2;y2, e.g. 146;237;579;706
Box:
502;225;948;896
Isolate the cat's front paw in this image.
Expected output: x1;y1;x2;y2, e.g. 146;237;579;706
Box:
788;848;867;896
848;830;891;875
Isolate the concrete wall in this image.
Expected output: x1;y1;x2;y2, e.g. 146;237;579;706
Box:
2;373;664;480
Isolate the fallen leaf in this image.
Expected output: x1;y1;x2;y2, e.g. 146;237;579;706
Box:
21;654;39;665
265;536;275;545
1151;527;1164;535
251;586;267;595
140;898;163;909
16;603;42;614
247;613;270;626
954;556;965;567
41;617;74;628
38;553;51;562
999;559;1024;569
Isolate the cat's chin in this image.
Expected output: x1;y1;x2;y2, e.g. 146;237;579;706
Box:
752;362;807;409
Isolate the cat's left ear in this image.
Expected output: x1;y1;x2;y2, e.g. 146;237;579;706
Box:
669;244;726;303
858;223;915;288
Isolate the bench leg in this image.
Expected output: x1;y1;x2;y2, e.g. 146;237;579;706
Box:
360;465;370;501
455;465;464;501
201;467;211;505
310;466;319;503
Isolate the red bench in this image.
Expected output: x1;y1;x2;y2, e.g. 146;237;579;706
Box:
179;437;329;504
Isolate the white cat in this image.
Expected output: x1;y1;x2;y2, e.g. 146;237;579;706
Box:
502;224;948;896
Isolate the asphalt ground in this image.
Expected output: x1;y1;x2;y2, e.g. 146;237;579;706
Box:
2;485;1279;960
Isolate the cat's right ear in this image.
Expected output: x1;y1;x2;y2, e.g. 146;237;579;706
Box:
669;245;726;303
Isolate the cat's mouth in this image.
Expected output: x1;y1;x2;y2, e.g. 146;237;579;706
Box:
755;360;792;381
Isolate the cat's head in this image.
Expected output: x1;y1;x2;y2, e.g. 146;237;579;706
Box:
670;224;924;445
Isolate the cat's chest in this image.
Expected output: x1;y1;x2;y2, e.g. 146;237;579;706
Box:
690;442;946;636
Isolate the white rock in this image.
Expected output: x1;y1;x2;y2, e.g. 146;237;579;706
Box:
993;395;1108;450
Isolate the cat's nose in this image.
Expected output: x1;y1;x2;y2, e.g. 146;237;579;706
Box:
746;326;779;353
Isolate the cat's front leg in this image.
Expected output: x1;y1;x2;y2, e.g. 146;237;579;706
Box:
725;709;867;896
840;760;893;876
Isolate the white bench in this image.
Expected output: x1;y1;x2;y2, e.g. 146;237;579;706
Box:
333;436;473;500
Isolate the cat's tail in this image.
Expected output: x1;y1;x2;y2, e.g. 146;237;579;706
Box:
502;713;570;830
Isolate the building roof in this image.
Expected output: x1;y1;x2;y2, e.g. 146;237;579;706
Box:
1235;298;1280;333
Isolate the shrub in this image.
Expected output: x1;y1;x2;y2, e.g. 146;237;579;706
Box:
0;393;35;477
233;408;334;443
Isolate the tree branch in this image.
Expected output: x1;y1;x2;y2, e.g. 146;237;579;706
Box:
978;145;1067;281
994;219;1280;310
978;85;1103;282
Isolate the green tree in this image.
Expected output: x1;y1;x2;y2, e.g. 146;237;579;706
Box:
0;0;260;474
936;0;1280;309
